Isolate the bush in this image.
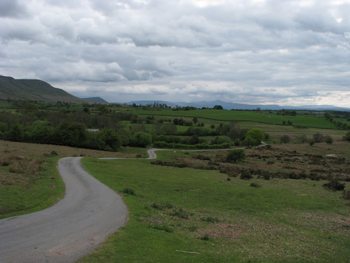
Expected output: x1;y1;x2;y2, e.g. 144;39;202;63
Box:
226;149;245;163
130;132;152;147
324;135;333;144
122;188;136;195
323;180;345;191
343;190;350;200
201;216;220;223
280;135;291;144
240;170;253;180
344;131;350;142
151;202;173;210
171;208;190;219
244;128;265;146
150;224;174;233
250;182;261;188
200;234;210;241
313;133;324;143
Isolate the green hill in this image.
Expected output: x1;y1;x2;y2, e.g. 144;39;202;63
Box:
81;97;108;104
0;75;81;103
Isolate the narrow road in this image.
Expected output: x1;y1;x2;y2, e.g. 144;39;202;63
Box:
0;157;128;263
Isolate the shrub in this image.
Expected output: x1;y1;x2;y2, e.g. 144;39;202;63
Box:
226;149;245;163
151;224;174;233
240;170;253;180
280;135;291;144
313;133;324;143
250;182;261;188
324;135;333;144
130;132;152;147
323;180;345;191
343;190;350;200
122;188;136;195
171;208;190;219
201;216;220;223
244;128;265;146
151;202;173;210
344;131;350;142
200;234;210;241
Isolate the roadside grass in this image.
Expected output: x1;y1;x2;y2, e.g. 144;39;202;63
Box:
81;158;350;263
0;157;64;219
0;140;146;219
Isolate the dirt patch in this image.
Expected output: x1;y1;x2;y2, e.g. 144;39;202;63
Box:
197;223;244;240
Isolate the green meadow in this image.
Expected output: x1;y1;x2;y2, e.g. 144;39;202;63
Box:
81;158;350;263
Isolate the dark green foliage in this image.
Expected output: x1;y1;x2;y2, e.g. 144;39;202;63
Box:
171;208;190;219
324;135;333;144
323;180;345;191
226;149;245;163
343;190;350;200
122;188;136;195
213;105;223;110
244;128;265;146
130;132;152;147
201;216;219;223
200;234;210;241
280;135;291;144
150;224;174;233
151;202;173;210
250;182;261;188
344;131;350;142
313;133;324;143
240;170;253;180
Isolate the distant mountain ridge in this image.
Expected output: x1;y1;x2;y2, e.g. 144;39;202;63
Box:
129;100;350;111
0;75;81;103
81;97;108;104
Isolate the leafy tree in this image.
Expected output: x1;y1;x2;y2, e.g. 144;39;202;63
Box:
7;124;24;141
98;128;121;150
213;105;223;110
130;132;152;147
243;128;265;146
53;122;87;147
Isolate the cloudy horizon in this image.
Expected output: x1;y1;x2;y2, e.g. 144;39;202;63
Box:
0;0;350;106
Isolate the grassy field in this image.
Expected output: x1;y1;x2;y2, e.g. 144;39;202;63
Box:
127;108;336;129
81;158;350;263
0;140;146;219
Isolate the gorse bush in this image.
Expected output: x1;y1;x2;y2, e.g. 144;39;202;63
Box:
226;149;245;163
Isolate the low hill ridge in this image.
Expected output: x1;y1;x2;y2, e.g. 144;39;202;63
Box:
0;75;81;103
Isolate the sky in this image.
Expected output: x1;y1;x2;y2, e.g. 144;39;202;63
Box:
0;0;350;106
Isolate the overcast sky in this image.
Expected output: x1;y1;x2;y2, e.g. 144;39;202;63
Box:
0;0;350;106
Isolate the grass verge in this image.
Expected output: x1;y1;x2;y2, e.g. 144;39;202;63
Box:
80;158;350;263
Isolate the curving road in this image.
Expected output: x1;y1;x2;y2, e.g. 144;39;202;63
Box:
0;157;128;263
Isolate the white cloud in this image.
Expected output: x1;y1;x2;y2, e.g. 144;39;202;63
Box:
0;0;349;106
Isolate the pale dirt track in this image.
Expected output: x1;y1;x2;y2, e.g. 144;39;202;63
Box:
0;157;127;263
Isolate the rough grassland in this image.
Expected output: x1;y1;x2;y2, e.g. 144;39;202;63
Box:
128;109;336;129
0;140;145;219
81;158;350;263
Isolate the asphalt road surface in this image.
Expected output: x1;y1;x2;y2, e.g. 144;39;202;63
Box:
0;157;128;263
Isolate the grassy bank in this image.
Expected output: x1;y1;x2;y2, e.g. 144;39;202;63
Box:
0;140;146;219
0;157;64;219
81;158;350;263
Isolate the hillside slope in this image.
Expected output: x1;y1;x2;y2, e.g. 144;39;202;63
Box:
0;75;81;103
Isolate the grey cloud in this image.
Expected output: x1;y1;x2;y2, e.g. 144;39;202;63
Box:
0;0;27;17
0;0;349;106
